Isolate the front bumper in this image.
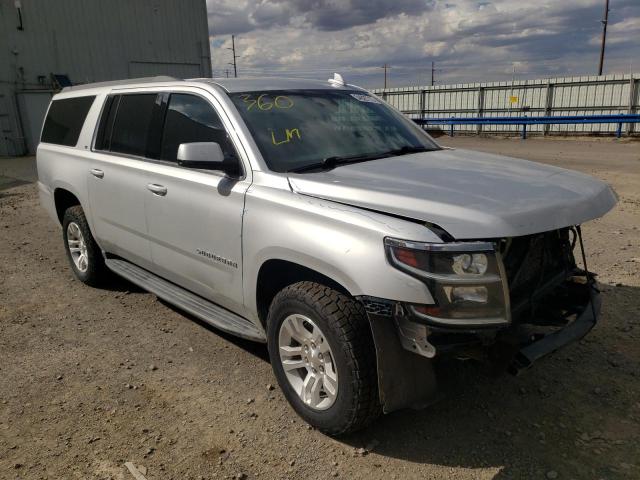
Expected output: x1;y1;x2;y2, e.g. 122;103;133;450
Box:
508;284;601;374
360;279;601;412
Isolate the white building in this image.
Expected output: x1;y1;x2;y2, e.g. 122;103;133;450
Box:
0;0;212;156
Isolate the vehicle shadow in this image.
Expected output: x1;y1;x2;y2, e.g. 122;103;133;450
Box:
335;283;639;478
102;272;270;360
340;359;529;475
156;297;271;362
104;273;639;478
97;270;146;294
0;177;31;192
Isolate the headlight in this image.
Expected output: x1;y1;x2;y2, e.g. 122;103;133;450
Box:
452;253;488;275
385;238;511;327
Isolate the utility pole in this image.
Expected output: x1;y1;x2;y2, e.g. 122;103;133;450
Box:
598;0;609;75
431;61;435;86
509;64;516;112
228;35;239;78
381;64;389;89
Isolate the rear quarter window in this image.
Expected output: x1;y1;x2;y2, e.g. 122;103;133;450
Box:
109;94;158;157
41;96;96;146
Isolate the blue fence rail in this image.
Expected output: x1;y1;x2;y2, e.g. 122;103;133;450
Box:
414;114;640;139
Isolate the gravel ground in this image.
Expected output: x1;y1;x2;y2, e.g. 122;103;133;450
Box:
1;137;639;480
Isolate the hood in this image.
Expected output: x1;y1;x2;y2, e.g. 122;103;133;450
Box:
288;148;617;240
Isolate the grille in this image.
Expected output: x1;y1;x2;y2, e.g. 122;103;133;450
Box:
502;229;575;315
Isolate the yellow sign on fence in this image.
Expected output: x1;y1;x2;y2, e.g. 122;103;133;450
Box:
509;96;519;104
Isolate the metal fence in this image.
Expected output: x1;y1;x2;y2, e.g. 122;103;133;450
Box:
371;73;639;136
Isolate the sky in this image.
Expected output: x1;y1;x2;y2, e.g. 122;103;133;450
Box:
206;0;640;89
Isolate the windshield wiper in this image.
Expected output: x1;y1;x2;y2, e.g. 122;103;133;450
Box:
287;145;432;174
385;145;432;156
288;152;391;173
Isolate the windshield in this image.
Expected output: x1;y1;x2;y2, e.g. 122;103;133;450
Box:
228;89;439;172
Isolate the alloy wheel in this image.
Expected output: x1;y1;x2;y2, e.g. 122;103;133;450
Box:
278;314;338;410
66;222;89;272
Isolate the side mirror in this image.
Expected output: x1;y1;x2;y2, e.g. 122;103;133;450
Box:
176;142;240;176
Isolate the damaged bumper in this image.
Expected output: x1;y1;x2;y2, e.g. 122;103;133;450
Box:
359;278;601;413
508;283;601;374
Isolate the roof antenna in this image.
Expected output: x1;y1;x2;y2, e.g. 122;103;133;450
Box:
328;73;345;87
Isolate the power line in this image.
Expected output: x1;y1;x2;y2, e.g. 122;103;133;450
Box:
213;56;637;84
598;0;610;75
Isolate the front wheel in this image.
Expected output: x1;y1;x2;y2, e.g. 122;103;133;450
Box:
267;281;381;436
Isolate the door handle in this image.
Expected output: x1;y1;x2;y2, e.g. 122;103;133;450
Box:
147;183;167;196
90;168;104;179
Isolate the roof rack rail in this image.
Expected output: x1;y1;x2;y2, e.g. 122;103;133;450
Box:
61;76;181;92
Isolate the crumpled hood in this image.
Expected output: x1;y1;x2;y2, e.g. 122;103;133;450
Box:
288;148;617;240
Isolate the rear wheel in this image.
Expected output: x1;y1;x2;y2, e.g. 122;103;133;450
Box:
267;281;381;435
62;205;106;287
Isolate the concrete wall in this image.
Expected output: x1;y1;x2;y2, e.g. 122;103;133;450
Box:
0;0;212;156
372;74;639;137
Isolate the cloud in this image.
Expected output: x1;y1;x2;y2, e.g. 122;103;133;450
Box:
593;16;640;48
207;0;433;34
207;0;640;87
207;1;255;35
290;0;432;31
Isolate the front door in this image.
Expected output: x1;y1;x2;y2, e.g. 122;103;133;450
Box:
144;92;249;313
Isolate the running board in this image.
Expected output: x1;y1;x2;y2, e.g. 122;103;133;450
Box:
105;258;265;342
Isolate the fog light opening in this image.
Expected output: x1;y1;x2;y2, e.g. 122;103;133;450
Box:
448;286;489;304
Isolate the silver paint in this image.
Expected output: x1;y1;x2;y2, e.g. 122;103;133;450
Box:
288;148;617;240
37;77;617;338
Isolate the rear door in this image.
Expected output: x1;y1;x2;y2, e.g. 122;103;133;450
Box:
87;93;162;270
143;91;249;313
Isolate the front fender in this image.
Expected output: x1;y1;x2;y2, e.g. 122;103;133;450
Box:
242;183;441;316
250;247;361;296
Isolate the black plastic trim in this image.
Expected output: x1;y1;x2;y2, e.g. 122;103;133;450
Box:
509;285;601;374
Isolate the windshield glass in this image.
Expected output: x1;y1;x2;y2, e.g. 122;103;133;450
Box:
228;89;439;172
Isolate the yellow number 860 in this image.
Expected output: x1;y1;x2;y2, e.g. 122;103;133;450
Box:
243;94;294;111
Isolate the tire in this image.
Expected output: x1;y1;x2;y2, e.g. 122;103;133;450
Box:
62;205;107;287
266;281;381;436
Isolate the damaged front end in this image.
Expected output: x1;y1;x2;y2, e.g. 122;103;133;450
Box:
360;226;600;414
499;226;600;374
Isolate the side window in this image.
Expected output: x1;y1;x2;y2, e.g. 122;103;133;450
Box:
109;94;157;157
160;93;237;162
41;96;96;146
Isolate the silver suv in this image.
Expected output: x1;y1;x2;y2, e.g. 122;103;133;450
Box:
37;75;616;435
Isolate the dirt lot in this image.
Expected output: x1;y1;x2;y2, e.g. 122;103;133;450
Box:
1;137;639;480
